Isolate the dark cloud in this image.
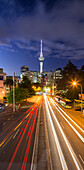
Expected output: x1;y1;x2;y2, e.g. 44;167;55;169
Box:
0;0;37;17
0;0;84;61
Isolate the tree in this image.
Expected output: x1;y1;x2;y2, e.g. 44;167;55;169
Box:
19;76;32;92
66;87;79;101
62;60;78;87
78;65;84;92
4;78;13;91
8;88;30;104
56;61;79;100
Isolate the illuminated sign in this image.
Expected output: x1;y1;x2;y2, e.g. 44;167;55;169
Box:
79;94;84;100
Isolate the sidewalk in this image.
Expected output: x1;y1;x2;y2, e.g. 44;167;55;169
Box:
53;96;84;129
65;108;84;129
56;101;84;129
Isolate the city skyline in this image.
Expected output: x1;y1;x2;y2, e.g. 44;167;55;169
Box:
0;0;84;75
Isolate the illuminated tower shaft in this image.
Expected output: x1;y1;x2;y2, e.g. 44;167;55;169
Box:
40;61;43;74
39;40;44;74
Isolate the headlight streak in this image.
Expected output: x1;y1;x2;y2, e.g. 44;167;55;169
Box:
44;93;68;170
54;97;84;133
50;98;84;143
46;95;82;170
7;106;37;170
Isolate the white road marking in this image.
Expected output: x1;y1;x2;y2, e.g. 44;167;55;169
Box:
3;122;6;125
13;129;20;139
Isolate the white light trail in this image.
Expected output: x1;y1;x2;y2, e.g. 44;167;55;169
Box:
50;98;84;143
44;94;68;170
44;94;82;170
54;97;84;133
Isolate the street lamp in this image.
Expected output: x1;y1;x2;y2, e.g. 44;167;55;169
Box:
13;72;15;112
73;82;76;86
72;81;83;113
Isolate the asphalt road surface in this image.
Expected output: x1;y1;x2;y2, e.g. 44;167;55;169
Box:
0;102;39;170
0;94;84;170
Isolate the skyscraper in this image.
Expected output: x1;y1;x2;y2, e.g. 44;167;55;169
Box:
38;40;44;74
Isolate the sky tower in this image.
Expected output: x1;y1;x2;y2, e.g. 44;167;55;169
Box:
38;40;44;74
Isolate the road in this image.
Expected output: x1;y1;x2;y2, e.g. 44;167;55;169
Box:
0;97;40;170
0;94;84;170
43;94;84;170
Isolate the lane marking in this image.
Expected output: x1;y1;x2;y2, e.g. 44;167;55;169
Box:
26;113;29;118
54;97;84;133
44;94;68;170
0;104;35;138
8;118;10;121
79;155;84;165
50;98;84;143
2;135;13;148
45;94;82;170
7;106;37;170
0;139;7;147
0;105;36;149
14;121;23;131
13;129;20;139
3;122;6;125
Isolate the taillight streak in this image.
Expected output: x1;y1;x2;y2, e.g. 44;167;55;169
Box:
17;125;32;170
0;105;36;147
21;106;39;170
0;104;35;138
7;106;36;170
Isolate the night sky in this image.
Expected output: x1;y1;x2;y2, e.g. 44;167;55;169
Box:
0;0;84;76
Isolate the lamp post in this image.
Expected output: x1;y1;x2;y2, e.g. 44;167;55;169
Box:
73;81;83;113
80;84;83;113
13;72;15;112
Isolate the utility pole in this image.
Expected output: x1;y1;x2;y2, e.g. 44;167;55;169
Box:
13;72;15;112
81;85;83;114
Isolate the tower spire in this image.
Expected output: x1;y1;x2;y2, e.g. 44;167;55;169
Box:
40;39;43;58
41;39;42;53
